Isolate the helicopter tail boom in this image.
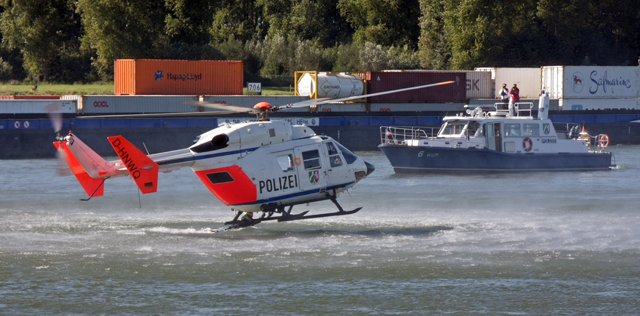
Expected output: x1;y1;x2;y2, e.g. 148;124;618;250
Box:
54;140;106;198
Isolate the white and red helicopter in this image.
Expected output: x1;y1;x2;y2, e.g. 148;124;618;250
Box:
51;81;453;228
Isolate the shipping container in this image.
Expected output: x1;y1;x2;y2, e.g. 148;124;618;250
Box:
370;103;466;112
474;67;541;98
386;70;492;99
560;98;640;110
115;59;243;95
314;103;366;113
295;72;365;99
542;66;640;99
74;95;199;114
361;72;466;103
0;100;76;114
0;95;61;100
203;96;310;112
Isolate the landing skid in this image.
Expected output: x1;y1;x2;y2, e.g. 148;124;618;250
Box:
224;197;362;229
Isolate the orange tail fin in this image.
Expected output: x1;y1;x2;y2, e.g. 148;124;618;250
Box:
108;136;159;194
54;141;105;198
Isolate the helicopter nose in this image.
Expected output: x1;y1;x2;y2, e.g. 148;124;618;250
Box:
365;160;375;176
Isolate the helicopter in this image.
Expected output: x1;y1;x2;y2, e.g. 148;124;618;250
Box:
51;80;453;228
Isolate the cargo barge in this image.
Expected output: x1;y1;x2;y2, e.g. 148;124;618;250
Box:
3;109;640;159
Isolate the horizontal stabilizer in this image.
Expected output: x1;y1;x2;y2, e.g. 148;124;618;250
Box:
54;141;105;198
108;136;159;194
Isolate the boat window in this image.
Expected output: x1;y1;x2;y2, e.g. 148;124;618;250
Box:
439;121;467;136
523;124;540;136
504;123;521;137
326;142;343;167
335;142;358;164
475;123;485;137
276;154;294;171
467;121;479;136
302;150;321;170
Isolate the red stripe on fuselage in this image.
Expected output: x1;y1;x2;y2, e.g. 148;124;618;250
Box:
195;166;257;205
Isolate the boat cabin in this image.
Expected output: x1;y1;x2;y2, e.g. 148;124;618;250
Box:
383;99;592;155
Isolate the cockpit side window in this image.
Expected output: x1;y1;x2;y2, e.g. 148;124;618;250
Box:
326;142;343;167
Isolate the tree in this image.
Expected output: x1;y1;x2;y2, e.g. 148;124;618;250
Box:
0;0;81;81
209;0;265;44
338;0;420;48
77;0;167;79
418;0;450;69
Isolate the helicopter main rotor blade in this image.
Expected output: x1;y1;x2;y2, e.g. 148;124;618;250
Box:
77;111;241;119
185;101;255;113
284;81;455;108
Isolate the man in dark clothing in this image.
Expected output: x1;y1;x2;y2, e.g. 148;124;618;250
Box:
510;84;520;103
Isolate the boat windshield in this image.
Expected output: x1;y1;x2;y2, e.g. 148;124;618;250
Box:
438;121;468;136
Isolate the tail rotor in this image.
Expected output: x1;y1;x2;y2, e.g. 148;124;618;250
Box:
46;103;71;176
46;102;63;140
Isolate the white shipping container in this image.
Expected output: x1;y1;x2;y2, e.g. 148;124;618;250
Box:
77;95;199;114
370;103;466;112
560;98;640;110
61;95;83;112
464;71;492;99
313;103;366;113
475;67;541;99
0;100;76;114
543;66;640;99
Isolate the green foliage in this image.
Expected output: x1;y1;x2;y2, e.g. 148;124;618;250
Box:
338;0;420;48
77;0;168;79
0;0;81;81
419;0;640;69
0;57;13;80
3;0;640;84
209;0;265;44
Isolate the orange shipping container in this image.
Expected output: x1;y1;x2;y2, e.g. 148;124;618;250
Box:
115;59;243;95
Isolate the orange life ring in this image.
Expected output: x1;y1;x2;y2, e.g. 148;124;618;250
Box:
523;137;533;152
599;135;610;147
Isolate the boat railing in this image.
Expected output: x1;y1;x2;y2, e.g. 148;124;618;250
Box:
492;102;535;117
380;126;436;145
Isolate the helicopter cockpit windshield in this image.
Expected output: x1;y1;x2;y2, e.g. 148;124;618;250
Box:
334;142;358;164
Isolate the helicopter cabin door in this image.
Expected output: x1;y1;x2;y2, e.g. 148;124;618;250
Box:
294;144;328;192
322;140;351;186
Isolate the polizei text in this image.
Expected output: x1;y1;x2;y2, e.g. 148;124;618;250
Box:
259;175;298;194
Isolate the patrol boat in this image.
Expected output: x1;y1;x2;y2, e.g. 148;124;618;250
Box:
379;92;613;173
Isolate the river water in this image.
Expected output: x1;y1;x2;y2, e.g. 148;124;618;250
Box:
1;146;639;315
